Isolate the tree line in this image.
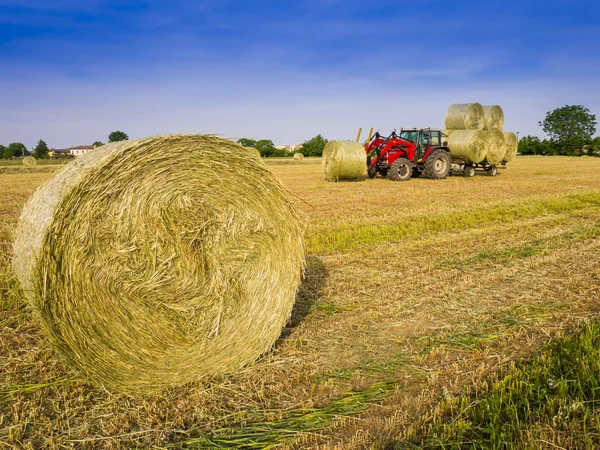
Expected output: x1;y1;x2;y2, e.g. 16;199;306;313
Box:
519;105;598;156
237;134;328;157
0;131;129;159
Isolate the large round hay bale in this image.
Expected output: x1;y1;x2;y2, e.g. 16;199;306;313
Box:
446;130;487;164
322;141;366;181
23;156;37;166
293;152;304;160
444;103;485;130
246;146;261;158
484;129;506;165
482;105;504;130
502;132;518;162
13;134;304;392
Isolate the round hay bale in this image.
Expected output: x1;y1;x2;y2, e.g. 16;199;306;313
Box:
446;130;487;164
293;152;304;160
322;141;366;181
13;134;304;392
246;147;261;158
442;130;453;145
502;132;518;162
444;103;485;130
484;129;506;165
23;156;37;166
482;105;504;130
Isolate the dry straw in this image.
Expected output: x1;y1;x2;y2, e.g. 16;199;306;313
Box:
293;152;304;160
503;132;518;162
13;134;304;393
322;141;366;181
23;156;37;166
444;103;485;130
246;147;261;158
484;129;506;165
446;130;487;164
482;105;504;130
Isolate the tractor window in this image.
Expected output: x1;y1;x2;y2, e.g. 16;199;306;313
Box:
430;131;441;146
400;131;417;142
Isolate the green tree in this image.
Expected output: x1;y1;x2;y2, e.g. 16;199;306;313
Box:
298;134;328;157
108;131;129;143
255;139;278;157
34;139;49;158
92;141;105;148
237;138;257;148
539;105;597;154
0;145;6;159
4;142;27;158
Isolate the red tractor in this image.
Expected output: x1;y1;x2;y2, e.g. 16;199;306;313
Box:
365;128;451;181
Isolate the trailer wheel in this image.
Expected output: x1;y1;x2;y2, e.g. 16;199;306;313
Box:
423;150;450;179
463;165;475;178
487;165;498;176
388;158;412;181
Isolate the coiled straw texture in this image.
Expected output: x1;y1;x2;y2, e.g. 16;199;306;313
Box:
484;129;506;165
13;134;304;393
482;105;504;130
503;132;518;162
446;130;487;164
444;103;485;130
23;156;37;166
322;141;366;181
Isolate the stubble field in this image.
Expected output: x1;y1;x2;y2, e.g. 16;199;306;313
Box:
1;156;600;449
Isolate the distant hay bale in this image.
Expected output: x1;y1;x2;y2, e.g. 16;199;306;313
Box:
293;152;304;160
482;105;504;130
502;132;518;162
484;129;506;165
322;141;366;181
23;156;37;166
13;134;304;393
446;130;487;164
444;103;485;130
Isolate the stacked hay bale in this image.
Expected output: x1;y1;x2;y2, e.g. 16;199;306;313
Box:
322;141;366;181
13;134;304;393
444;103;518;165
23;156;37;166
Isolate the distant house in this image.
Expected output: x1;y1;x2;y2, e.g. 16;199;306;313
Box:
70;145;94;156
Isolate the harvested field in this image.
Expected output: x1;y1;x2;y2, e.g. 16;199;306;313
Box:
2;156;600;448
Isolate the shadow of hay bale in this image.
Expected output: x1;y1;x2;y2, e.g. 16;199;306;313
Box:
279;256;327;341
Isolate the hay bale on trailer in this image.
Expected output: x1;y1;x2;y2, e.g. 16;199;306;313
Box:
502;132;518;162
13;134;304;393
23;156;37;166
444;103;485;130
293;152;304;160
482;105;504;131
446;130;488;164
484;129;506;165
322;141;366;181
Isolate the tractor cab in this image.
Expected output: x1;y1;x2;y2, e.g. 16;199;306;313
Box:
398;128;447;159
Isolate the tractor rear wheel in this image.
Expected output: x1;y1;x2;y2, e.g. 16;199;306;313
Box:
423;149;451;179
388;158;412;181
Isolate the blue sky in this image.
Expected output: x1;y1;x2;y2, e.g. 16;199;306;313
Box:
1;0;599;148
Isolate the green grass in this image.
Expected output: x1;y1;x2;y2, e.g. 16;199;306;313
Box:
173;381;395;449
394;320;600;449
309;191;600;254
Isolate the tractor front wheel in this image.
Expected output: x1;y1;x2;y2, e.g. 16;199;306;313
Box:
388;158;412;181
368;166;377;179
423;150;450;179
